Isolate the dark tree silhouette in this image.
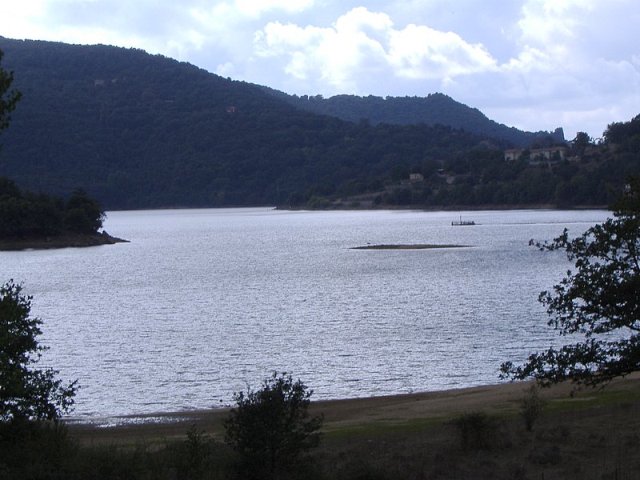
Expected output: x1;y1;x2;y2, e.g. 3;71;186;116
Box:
0;281;76;422
64;189;105;234
501;178;640;386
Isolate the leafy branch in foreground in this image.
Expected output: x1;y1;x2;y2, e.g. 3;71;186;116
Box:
501;177;640;387
0;281;77;422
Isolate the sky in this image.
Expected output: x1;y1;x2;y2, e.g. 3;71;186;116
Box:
1;0;639;139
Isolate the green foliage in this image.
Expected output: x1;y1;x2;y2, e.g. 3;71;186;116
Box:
0;419;77;478
224;372;324;479
520;385;545;432
501;177;640;387
0;48;21;136
1;381;640;479
604;114;640;148
0;178;104;238
572;131;591;155
0;280;76;422
451;411;498;451
169;424;224;480
64;188;105;234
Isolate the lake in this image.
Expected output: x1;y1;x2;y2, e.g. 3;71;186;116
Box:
0;208;608;423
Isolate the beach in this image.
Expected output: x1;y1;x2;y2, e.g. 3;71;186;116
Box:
68;373;640;445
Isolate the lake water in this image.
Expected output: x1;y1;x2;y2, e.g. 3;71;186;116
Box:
0;208;608;423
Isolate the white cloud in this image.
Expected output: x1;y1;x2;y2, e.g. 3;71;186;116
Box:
0;0;51;40
404;0;636;138
387;24;497;80
517;0;593;46
254;6;497;92
235;0;315;17
216;61;236;77
502;46;552;74
334;6;393;33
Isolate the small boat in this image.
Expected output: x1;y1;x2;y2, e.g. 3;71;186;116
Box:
451;216;475;226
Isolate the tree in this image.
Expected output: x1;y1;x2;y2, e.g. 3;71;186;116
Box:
0;49;21;137
0;280;76;422
501;178;640;387
64;188;105;234
224;372;323;478
572;131;591;155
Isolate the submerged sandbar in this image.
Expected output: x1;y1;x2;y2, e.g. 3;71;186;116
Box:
351;244;470;250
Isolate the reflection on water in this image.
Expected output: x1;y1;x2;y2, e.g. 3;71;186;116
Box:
0;208;608;421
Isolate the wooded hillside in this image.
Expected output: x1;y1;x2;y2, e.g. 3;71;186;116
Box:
262;89;565;148
0;37;506;209
0;37;636;210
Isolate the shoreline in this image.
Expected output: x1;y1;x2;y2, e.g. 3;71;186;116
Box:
0;231;128;251
278;203;609;212
66;381;523;427
102;204;609;213
66;374;640;443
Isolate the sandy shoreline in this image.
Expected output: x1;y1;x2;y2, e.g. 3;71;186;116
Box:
0;231;128;251
68;381;525;427
66;374;640;444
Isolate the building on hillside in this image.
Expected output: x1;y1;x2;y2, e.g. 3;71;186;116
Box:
409;173;424;183
504;146;569;163
504;149;521;161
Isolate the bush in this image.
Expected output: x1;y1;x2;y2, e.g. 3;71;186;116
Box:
170;424;227;480
452;411;497;452
224;372;323;479
520;384;545;432
0;419;77;478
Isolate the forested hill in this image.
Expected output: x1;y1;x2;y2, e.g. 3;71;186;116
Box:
261;89;565;148
0;37;634;211
0;37;519;209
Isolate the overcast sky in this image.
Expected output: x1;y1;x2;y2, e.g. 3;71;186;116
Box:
1;0;639;139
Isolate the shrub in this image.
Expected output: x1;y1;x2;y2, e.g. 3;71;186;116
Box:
169;424;222;480
452;411;497;451
520;384;545;432
224;372;323;479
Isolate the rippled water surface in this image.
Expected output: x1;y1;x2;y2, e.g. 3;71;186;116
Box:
0;208;608;421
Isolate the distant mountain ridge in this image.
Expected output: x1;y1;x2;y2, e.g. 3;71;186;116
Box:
262;89;565;148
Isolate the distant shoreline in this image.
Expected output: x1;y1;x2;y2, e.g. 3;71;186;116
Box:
103;204;609;213
0;231;128;251
276;203;609;212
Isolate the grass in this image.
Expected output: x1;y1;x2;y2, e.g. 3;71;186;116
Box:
314;381;640;480
4;374;640;479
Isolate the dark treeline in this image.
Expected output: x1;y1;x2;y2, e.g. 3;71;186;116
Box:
0;177;103;238
371;116;640;209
